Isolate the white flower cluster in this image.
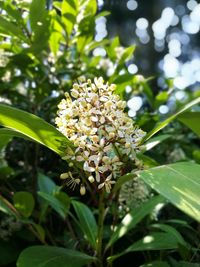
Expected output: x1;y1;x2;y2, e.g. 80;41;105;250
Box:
55;77;145;194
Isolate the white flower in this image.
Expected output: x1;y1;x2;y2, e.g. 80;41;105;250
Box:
55;77;146;194
98;175;116;193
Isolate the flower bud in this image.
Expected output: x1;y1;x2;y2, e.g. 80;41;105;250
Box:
60;173;69;179
80;184;86;195
88;175;95;183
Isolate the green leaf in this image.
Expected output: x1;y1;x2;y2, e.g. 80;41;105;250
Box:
178;112;200;137
117;46;136;68
155;91;169;108
0;16;26;41
128;234;179;261
31;223;45;242
13;191;35;218
106;36;120;60
37;173;58;223
0;195;17;216
0;2;22;22
150;223;187;246
141;80;154;108
29;0;51;53
38;173;57;194
108;232;179;263
143;97;200;142
21;219;46;242
49;11;63;55
29;0;46;32
61;0;78;39
16;246;96;267
0;128;32;144
144;134;171;151
137;162;200;222
137;154;159;168
83;0;97;15
0;129;13;150
0;104;73;156
38;191;69;219
95;10;111;19
106;195;165;249
72;200;98;249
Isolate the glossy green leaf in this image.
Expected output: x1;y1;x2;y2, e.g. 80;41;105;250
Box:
13;191;35;218
108;232;179;263
16;246;96;267
72;200;98;249
137;162;200;222
0;104;73;156
178;112;200;137
144;134;171;151
38;173;57;194
38;191;69;219
106;195;165;249
37;173;58;223
150;223;187;246
143;97;200;142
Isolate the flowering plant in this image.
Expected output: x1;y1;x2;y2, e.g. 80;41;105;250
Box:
56;77;146;195
0;0;200;266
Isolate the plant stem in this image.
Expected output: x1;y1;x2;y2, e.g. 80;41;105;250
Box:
96;190;105;267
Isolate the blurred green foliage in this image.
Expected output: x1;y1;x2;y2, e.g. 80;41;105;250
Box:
0;1;200;267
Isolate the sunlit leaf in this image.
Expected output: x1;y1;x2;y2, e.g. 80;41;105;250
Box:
29;0;46;32
108;232;179;263
0;104;73;156
106;195;165;249
144;134;171;151
137;162;200;222
142;97;200;142
61;0;78;39
178;112;200;137
0;17;26;41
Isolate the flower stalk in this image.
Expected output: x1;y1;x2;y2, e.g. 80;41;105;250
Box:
96;189;105;267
